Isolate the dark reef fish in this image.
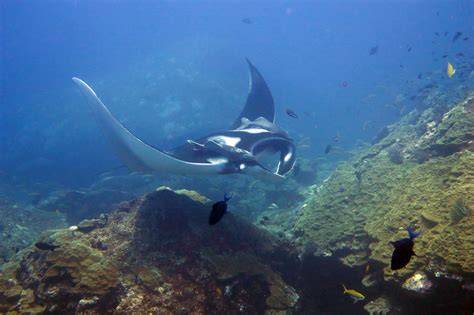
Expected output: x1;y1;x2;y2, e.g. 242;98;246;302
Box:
369;45;379;56
285;108;299;119
407;46;412;52
209;193;232;225
452;31;462;42
463;37;469;41
241;18;252;24
435;32;440;37
355;168;362;184
390;227;421;270
324;144;332;154
34;242;59;251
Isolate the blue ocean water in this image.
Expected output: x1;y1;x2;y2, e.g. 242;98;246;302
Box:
1;1;474;313
1;0;472;186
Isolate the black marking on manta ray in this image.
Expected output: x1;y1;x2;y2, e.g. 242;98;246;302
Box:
72;59;296;180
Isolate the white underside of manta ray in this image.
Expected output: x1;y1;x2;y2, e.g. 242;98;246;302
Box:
72;59;296;182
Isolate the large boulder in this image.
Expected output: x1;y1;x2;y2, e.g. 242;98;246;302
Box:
0;188;299;314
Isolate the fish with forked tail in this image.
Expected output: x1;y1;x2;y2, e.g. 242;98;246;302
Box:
209;193;233;225
390;227;421;270
342;284;365;303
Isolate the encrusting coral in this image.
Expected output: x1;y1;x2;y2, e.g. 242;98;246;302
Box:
0;187;299;314
294;93;474;284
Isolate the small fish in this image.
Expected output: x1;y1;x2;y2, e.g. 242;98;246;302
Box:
399;64;404;68
285;108;298;119
324;144;332;154
209;193;232;225
442;55;448;58
409;95;416;100
435;32;440;37
456;52;464;57
333;133;340;142
390;227;421;270
355;169;362;184
342;284;365;303
34;241;59;251
463;37;469;41
365;264;370;273
447;62;456;78
241;18;252;24
407;47;412;52
444;31;448;37
341;81;349;88
338;185;345;193
369;45;378;56
452;31;462;42
417;73;422;79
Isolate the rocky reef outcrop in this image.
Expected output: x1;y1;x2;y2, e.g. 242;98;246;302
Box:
0;187;299;314
294;92;474;313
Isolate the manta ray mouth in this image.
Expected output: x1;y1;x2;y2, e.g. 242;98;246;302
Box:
252;137;296;176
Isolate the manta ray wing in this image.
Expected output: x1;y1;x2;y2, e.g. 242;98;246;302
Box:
72;77;226;175
230;59;275;129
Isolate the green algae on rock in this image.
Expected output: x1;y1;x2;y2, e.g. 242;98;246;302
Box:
294;92;474;287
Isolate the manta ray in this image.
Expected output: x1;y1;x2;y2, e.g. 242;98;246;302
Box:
72;59;296;181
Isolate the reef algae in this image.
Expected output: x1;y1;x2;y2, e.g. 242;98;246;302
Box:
0;187;299;314
294;92;474;286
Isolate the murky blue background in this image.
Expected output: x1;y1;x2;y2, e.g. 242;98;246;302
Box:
1;0;473;187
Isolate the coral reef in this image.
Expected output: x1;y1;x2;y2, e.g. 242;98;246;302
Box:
0;188;299;314
0;196;66;264
294;92;474;310
450;197;471;224
402;272;433;294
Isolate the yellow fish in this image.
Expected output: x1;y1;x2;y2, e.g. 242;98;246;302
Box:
342;284;365;303
447;62;456;78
